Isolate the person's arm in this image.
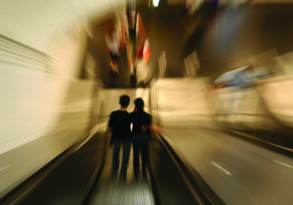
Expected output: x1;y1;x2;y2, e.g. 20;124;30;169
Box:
147;115;156;135
108;112;113;129
148;115;164;136
148;115;152;128
107;112;114;145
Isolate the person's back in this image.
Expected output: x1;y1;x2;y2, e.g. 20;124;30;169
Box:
131;110;151;138
109;110;131;141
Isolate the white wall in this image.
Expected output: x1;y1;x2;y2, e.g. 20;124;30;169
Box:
0;25;96;197
155;78;213;128
0;0;127;197
261;76;293;127
252;0;293;3
0;0;127;53
0;25;88;154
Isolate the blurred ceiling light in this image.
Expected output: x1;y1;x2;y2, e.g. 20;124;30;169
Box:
152;0;160;7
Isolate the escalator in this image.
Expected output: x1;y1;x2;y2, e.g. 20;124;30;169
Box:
0;131;224;205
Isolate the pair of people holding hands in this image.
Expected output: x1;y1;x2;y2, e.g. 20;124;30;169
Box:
108;95;152;179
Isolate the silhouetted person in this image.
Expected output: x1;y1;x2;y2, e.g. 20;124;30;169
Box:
108;95;132;179
131;98;152;178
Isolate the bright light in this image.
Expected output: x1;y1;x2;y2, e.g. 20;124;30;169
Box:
152;0;160;7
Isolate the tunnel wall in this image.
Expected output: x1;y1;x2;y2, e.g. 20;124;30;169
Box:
0;0;127;52
197;4;293;79
194;4;293;128
155;78;213;128
0;26;95;197
0;0;128;155
0;0;130;197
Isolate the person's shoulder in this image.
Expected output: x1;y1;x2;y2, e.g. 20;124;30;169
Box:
117;110;131;116
143;111;151;118
110;110;120;116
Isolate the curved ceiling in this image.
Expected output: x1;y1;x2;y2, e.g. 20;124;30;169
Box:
0;0;126;52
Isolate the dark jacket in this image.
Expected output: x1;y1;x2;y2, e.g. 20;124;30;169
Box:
108;110;132;141
131;110;152;138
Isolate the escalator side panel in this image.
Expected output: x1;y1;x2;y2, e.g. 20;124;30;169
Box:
16;133;106;205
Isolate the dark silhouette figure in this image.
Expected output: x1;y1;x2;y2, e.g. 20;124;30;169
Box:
108;95;132;179
131;98;152;178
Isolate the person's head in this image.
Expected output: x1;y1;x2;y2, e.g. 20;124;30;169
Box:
134;97;144;111
119;95;130;109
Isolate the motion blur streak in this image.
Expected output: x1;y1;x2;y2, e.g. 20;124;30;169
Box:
0;0;293;205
